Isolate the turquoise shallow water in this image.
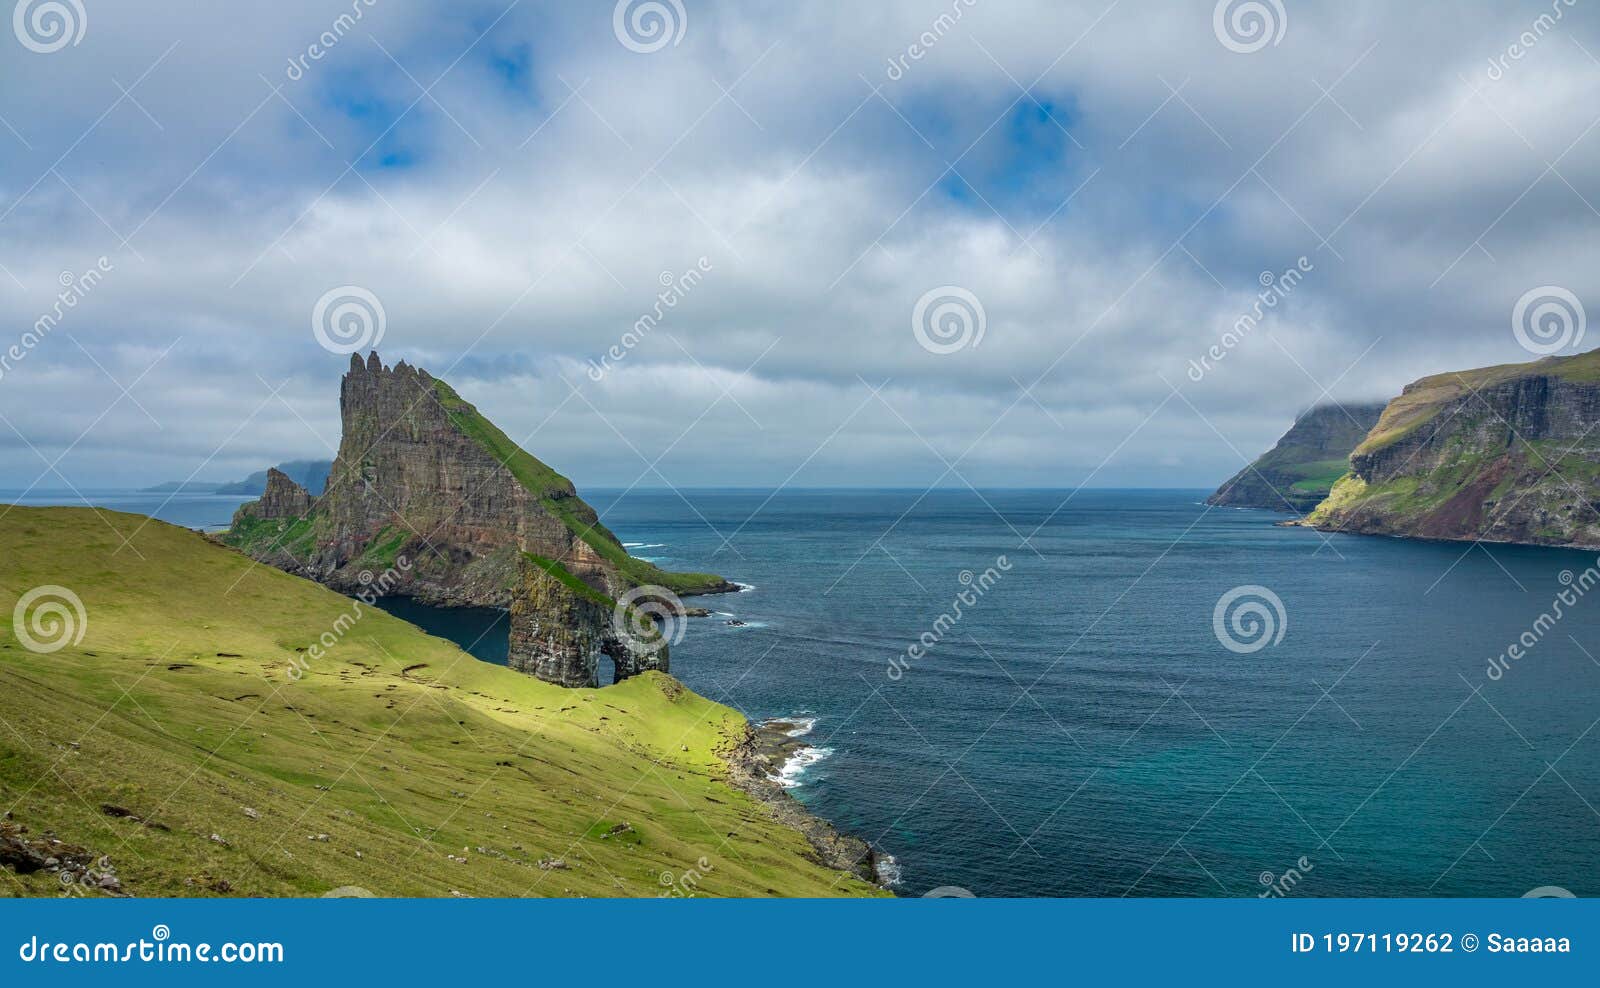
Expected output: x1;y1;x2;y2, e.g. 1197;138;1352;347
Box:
23;487;1600;897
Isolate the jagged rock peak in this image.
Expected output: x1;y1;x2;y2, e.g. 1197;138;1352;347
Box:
255;467;316;520
365;351;382;374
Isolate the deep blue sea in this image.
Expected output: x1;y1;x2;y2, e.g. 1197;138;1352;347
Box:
15;488;1600;898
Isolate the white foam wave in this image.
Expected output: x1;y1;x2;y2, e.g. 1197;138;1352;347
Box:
874;853;903;887
770;745;833;788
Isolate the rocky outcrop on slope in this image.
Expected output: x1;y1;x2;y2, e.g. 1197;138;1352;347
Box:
1304;349;1600;548
1208;402;1386;513
252;467;316;520
224;352;731;687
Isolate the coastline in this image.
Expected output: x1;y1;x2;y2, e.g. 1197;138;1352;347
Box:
720;717;887;890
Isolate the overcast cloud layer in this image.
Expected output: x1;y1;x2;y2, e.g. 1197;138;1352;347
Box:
1;0;1597;491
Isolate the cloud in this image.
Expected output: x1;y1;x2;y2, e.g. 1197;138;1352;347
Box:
1;0;1596;490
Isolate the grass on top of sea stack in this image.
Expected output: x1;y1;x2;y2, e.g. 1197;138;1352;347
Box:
0;506;880;899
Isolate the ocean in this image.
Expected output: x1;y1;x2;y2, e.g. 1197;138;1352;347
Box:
13;487;1600;897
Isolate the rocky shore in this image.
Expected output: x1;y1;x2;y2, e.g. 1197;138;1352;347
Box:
721;720;882;888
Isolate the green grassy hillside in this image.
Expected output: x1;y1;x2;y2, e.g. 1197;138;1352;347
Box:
0;506;877;898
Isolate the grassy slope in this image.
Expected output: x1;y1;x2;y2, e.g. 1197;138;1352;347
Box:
430;379;729;596
0;507;877;898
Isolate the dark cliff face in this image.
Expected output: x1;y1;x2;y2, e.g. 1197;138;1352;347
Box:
1306;349;1600;548
1207;402;1386;513
224;353;707;688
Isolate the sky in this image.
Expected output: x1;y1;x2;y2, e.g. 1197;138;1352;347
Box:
0;0;1597;490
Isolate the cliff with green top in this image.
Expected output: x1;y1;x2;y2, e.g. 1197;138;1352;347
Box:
1304;348;1600;548
1207;402;1387;513
225;353;736;688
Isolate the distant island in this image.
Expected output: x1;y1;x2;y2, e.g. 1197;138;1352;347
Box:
141;459;332;496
